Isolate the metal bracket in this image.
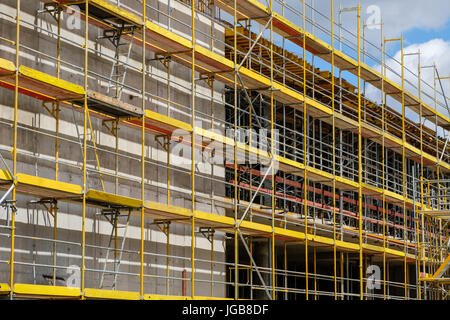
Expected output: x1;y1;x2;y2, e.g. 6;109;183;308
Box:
155;55;171;70
1;199;17;229
100;208;125;227
102;119;119;136
198;74;215;88
41;3;63;22
155;134;170;152
152;220;171;236
42;101;60;120
150;50;193;62
30;199;58;218
197;227;215;243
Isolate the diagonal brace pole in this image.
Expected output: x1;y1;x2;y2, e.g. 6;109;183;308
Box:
237;230;272;300
237;16;273;72
0;184;15;205
237;160;273;229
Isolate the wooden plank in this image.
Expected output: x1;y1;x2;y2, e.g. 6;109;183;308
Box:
82;90;142;118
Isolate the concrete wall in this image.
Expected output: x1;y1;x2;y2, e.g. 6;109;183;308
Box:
0;0;228;297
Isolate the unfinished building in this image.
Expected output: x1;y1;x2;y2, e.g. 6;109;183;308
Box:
0;0;449;300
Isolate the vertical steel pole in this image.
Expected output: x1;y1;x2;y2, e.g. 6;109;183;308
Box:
115;119;119;194
167;58;171;204
52;203;58;286
211;231;214;297
55;8;61;181
81;0;89;296
418;47;423;300
340;251;344;299
381;19;387;301
210;78;215;214
10;0;20;291
270;0;276;300
233;0;238;301
357;3;363;300
191;0;196;299
140;0;146;299
400;34;408;300
313;246;317;300
331;0;337;300
166;224;170;294
302;0;309;301
284;242;287;300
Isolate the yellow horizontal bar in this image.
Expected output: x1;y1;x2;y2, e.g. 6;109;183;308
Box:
13;284;81;297
278;155;305;170
335;175;360;189
89;0;142;26
362;243;384;253
0;58;15;73
240;220;272;234
146;109;192;132
195;210;235;227
193;296;234;300
0;283;11;294
405;143;422;157
384;189;405;202
19;65;85;96
362;183;383;195
384;38;402;42
84;288;140;300
144;294;190;300
306;166;333;182
145;201;192;217
86;189;142;208
195;126;234;146
195;45;234;70
386;133;403;146
274;227;306;241
145;20;192;49
0;169;13;181
422;277;450;283
337;240;360;251
385;247;411;259
144;293;231;300
305;97;332;116
17;173;82;195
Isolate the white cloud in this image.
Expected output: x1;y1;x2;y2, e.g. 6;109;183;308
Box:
280;0;450;60
364;0;450;36
299;0;450;38
279;1;450;128
365;38;450;126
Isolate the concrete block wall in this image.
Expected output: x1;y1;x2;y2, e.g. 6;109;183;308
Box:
0;0;228;297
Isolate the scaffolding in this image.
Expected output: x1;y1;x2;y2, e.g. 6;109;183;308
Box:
0;0;448;300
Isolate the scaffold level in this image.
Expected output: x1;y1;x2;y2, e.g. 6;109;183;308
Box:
0;0;448;300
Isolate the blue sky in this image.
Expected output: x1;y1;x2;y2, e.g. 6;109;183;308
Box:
403;21;450;47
